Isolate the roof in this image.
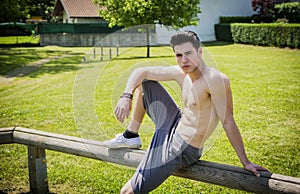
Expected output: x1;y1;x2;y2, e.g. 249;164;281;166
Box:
52;0;101;18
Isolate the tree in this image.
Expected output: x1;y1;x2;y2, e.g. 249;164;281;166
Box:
28;0;56;22
94;0;201;57
252;0;275;17
0;0;29;23
0;0;56;23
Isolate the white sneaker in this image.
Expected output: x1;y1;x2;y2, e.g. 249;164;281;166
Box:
102;133;142;149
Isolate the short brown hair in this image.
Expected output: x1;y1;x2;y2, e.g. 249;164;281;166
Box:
170;30;201;50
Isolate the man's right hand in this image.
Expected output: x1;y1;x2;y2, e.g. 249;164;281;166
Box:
114;97;132;123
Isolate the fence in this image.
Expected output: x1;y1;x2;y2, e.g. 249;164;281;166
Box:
37;23;157;47
37;23;123;34
1;127;300;194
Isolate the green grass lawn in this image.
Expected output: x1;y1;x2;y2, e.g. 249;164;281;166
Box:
0;36;40;45
0;43;299;193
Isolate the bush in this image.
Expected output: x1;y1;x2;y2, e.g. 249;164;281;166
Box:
214;23;233;42
219;15;273;23
219;16;253;23
220;2;300;24
274;2;300;23
230;23;300;48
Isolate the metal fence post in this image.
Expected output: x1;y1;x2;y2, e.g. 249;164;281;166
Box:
28;145;49;194
100;45;103;61
116;44;119;57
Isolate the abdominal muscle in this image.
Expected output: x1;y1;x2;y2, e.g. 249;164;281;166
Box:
176;106;219;148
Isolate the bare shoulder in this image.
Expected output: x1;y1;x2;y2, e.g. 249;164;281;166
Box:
205;67;230;85
202;67;231;94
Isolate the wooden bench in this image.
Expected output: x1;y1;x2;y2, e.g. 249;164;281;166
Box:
1;127;300;194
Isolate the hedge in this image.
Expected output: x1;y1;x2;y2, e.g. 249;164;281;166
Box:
219;16;253;23
214;23;300;48
214;23;233;42
219;16;273;23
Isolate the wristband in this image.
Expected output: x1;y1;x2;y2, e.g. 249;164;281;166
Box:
120;92;133;100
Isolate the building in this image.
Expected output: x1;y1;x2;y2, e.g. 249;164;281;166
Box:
157;0;255;43
26;16;47;24
188;0;255;41
52;0;105;23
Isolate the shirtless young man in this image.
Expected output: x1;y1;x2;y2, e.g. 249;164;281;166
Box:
104;31;268;194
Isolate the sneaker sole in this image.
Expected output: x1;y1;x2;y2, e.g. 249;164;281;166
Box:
106;144;142;149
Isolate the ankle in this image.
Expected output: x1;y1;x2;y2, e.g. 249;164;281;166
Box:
123;129;139;139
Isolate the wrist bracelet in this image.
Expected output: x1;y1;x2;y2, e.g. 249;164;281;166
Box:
120;92;133;100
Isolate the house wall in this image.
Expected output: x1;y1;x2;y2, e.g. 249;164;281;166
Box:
74;18;105;23
62;10;104;23
156;0;255;44
63;10;69;23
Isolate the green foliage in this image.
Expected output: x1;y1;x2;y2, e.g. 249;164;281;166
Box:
0;0;56;23
94;0;201;57
0;0;29;23
230;23;300;48
220;2;300;24
217;2;300;46
28;0;56;22
214;23;233;42
274;2;300;23
251;0;275;17
94;0;201;28
215;23;300;48
219;16;253;24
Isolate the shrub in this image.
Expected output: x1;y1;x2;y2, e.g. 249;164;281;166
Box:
214;23;233;42
274;2;300;23
220;2;300;24
219;16;253;23
230;23;300;48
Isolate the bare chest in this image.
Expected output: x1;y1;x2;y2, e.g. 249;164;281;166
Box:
182;77;210;108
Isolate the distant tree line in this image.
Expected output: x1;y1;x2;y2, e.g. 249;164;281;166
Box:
0;0;56;23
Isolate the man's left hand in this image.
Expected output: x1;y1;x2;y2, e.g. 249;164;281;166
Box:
244;163;270;177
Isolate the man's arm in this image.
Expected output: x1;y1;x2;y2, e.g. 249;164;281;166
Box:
114;66;185;122
123;66;184;94
209;71;269;176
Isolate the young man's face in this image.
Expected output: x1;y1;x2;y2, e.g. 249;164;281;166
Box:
173;42;202;74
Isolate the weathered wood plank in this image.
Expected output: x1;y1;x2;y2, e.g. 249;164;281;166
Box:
12;127;144;167
0;127;15;144
28;145;49;194
4;127;300;194
175;161;300;194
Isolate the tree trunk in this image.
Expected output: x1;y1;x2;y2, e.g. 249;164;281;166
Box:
146;25;150;58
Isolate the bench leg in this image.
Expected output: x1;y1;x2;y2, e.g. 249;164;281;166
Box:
28;145;49;194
